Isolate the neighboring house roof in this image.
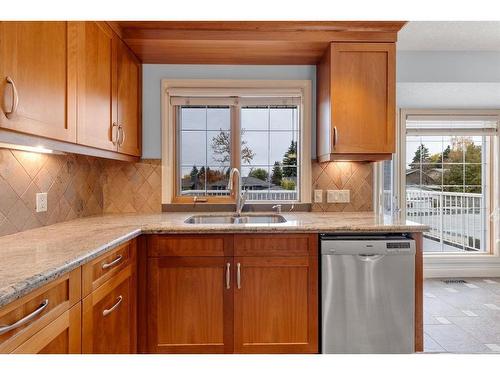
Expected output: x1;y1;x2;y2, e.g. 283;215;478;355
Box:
406;167;445;190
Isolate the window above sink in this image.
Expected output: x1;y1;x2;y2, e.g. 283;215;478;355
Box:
161;80;312;206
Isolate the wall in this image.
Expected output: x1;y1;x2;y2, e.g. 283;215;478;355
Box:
7;50;497;237
142;64;317;158
397;51;500;108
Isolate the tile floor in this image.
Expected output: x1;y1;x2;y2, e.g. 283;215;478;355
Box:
424;277;500;353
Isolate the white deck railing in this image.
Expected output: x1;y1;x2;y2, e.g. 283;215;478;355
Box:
181;189;298;201
405;190;484;251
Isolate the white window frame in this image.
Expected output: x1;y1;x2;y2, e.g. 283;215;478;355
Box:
161;79;312;205
376;108;500;277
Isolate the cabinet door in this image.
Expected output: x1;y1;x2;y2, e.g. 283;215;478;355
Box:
76;21;117;151
116;40;141;156
234;256;318;353
0;22;77;142
82;265;137;354
147;257;233;353
11;304;81;354
330;42;395;154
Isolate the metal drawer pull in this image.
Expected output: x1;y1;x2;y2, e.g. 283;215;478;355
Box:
102;296;123;317
226;262;231;289
237;263;241;289
0;299;49;335
4;76;19;118
102;255;123;269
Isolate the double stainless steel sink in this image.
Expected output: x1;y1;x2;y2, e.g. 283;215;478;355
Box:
184;214;287;224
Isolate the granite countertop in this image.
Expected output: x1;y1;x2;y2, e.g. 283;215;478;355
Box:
0;211;427;308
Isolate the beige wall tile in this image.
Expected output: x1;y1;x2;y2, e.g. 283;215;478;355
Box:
102;159;162;214
311;160;373;212
0;149;106;236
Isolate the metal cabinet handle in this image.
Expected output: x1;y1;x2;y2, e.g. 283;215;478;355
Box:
102;255;123;269
102;295;123;317
4;76;19;119
226;262;231;289
237;263;241;289
0;299;49;335
118;125;125;146
111;123;119;145
332;126;338;148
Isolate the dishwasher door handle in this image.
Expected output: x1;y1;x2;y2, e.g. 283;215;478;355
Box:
358;254;385;261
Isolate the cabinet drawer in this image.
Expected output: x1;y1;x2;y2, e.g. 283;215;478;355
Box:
148;235;231;257
11;303;81;354
82;240;135;297
0;268;81;353
234;234;315;257
82;264;136;354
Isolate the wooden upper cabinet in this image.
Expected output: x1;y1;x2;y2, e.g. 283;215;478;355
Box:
116;39;141;156
0;21;141;160
76;22;117;151
147;256;233;353
317;42;395;161
0;22;77;142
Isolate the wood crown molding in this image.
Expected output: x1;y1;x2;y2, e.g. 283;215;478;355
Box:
111;21;407;64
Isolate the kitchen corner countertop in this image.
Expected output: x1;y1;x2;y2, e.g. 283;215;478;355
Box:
0;212;427;308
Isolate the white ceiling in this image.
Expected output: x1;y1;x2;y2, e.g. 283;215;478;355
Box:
397;21;500;51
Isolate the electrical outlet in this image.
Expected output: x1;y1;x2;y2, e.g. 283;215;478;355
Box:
327;190;350;203
314;189;323;203
327;190;340;203
339;190;350;203
36;192;48;213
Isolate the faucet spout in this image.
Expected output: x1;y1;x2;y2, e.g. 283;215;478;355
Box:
228;168;247;215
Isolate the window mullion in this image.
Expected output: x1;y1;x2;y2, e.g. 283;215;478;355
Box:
231;104;241;202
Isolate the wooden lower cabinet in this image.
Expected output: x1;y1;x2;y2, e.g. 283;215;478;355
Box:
82;263;137;354
234;256;318;353
144;234;318;354
146;256;233;353
11;303;81;354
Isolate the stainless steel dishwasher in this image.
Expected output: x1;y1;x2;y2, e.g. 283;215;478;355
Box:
320;234;415;354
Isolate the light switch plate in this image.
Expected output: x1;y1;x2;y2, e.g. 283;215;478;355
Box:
36;192;48;213
327;190;350;203
314;189;323;203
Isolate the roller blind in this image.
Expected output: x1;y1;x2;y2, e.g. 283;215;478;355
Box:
170;96;301;106
406;114;499;135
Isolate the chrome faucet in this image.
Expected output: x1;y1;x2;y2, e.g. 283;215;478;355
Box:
227;168;248;216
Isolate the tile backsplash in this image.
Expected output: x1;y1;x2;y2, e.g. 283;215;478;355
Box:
0;149;104;236
0;148;372;237
311;160;373;212
102;159;162;214
0;148;163;237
